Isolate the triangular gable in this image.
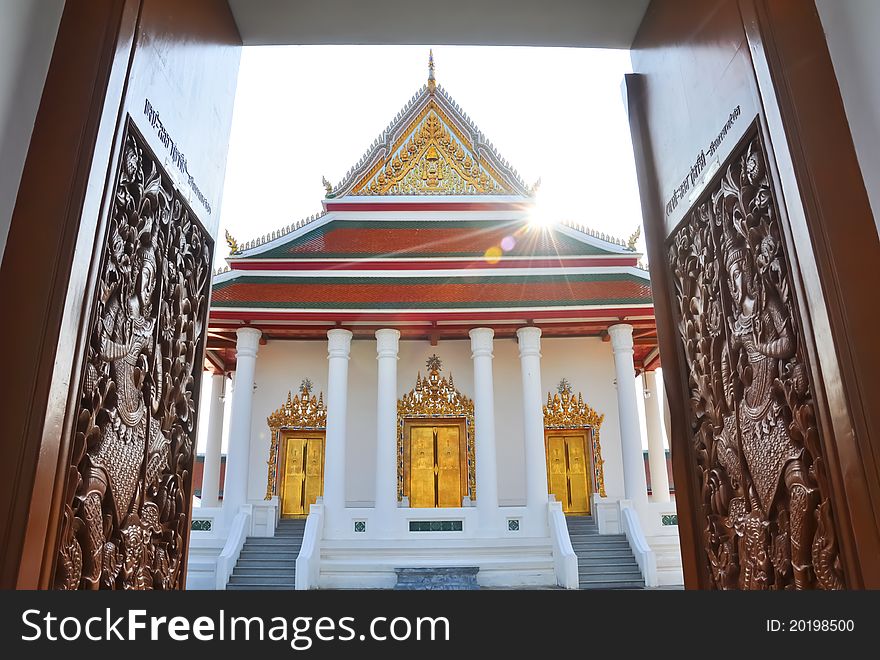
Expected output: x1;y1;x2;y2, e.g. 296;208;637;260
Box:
351;102;512;196
329;58;531;198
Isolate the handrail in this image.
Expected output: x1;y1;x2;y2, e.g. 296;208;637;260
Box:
548;501;579;589
295;500;325;590
619;500;658;587
215;507;251;590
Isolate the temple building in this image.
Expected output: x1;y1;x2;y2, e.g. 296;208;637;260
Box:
187;56;682;590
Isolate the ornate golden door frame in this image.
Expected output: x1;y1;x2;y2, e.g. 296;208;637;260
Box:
397;356;476;504
265;380;326;502
543;385;607;501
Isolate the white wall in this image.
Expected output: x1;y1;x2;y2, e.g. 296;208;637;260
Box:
245;335;626;507
0;0;65;266
816;0;880;238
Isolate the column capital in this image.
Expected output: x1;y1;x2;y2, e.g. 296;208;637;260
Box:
469;327;494;358
516;326;542;358
375;328;400;359
328;328;353;359
235;326;262;359
608;323;634;351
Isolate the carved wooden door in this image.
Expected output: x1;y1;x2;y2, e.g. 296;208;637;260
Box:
0;0;241;589
627;0;880;589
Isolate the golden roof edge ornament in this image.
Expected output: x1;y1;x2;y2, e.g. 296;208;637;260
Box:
225;229;240;255
544;381;607;497
627;225;642;251
264;379;327;500
322;175;335;198
528;177;542;196
427;49;436;94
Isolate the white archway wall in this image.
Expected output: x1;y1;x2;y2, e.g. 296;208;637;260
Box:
238;335;626;506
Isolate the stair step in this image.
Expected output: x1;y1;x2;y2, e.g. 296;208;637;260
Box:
577;556;639;566
228;575;297;585
578;566;642;577
579;572;644;583
239;548;299;560
227;584;297;591
233;569;296;578
236;559;298;569
245;537;303;545
579;581;644;590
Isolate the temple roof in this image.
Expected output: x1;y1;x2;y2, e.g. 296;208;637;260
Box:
206;53;658;373
233;218;632;261
327;51;531;198
212;272;652;310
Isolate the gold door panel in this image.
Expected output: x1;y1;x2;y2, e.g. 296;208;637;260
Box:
280;433;324;517
410;426;436;509
436;426;462;508
545;431;591;515
404;421;466;508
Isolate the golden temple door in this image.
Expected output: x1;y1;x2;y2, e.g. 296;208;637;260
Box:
545;430;591;515
280;432;324;518
405;422;466;508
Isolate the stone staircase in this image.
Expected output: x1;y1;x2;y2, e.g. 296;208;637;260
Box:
567;515;644;589
226;518;306;590
394;567;480;590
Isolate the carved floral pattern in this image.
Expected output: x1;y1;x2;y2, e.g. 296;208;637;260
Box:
667;130;844;589
354;109;507;196
54;122;212;590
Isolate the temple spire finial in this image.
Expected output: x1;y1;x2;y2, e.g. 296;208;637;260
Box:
427;49;436;93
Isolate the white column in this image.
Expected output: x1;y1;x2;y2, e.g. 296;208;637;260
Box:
374;329;400;527
223;327;261;523
517;326;549;530
324;329;353;526
200;372;226;508
608;323;649;506
643;370;670;502
470;328;499;528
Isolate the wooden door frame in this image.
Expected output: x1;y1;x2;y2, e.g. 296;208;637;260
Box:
401;417;469;508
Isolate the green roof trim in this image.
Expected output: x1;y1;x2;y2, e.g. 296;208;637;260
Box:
243;219;617;259
213;272;648;288
211;297;652;310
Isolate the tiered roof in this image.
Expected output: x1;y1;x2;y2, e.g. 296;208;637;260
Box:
207;54;658;372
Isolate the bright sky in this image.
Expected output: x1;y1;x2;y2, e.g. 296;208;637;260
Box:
197;45;663;467
216;45;645;265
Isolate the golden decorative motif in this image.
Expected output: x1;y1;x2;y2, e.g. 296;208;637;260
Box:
265;380;327;500
427;49;436;94
397;363;476;501
354;106;509;196
543;387;606;498
627;226;641;251
225;229;239;254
